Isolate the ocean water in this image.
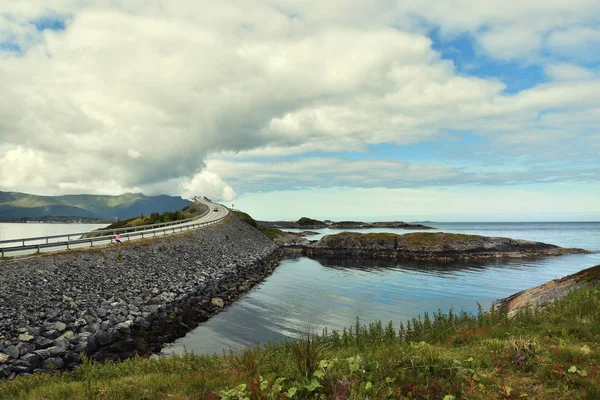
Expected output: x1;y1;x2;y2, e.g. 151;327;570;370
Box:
0;222;109;242
162;222;600;355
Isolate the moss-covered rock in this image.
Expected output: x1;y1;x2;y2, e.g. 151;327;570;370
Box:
304;231;589;261
296;217;327;228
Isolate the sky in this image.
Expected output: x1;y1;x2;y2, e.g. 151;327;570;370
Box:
0;1;599;221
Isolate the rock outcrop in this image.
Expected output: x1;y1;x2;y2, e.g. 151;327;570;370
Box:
303;232;589;261
270;231;311;247
329;221;434;229
258;218;434;230
259;217;328;229
497;264;600;316
0;215;279;379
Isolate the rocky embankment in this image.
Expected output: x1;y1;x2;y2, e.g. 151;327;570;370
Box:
498;264;600;316
258;217;433;230
0;216;279;379
302;232;589;261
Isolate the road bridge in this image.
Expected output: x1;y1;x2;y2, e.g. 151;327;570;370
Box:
0;198;229;258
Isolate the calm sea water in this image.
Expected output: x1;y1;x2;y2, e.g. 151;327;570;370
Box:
0;223;109;242
162;222;600;355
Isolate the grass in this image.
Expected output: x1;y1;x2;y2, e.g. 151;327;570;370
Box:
2;286;600;399
330;221;365;227
362;233;398;241
325;232;398;242
234;211;287;240
575;265;600;284
297;217;326;227
103;210;195;230
398;232;481;247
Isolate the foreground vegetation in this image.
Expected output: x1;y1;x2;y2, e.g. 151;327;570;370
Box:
1;285;599;399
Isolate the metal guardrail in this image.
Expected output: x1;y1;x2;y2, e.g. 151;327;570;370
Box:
0;217;197;247
0;203;229;258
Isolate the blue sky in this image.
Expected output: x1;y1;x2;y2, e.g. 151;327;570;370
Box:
430;28;548;94
0;1;599;221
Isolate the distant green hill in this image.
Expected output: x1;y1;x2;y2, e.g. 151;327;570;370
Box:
0;191;191;220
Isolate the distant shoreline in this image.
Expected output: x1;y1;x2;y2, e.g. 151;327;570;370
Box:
0;218;112;224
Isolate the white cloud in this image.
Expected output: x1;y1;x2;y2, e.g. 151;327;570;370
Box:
478;25;543;60
546;27;600;62
207;157;460;189
0;0;598;208
127;149;142;159
545;63;597;81
0;146;47;191
180;171;236;202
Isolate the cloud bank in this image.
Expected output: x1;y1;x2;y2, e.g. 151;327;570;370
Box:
0;1;598;217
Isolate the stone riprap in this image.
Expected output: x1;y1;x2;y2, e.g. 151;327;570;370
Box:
0;216;279;379
303;232;590;261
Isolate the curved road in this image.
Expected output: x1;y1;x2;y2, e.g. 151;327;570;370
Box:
0;199;230;259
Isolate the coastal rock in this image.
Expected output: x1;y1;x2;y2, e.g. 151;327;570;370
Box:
259;218;434;230
33;349;51;360
93;330;111;346
259;217;328;229
271;232;310;247
329;221;433;229
114;321;133;335
211;298;225;308
46;346;67;357
34;336;54;349
55;322;67;332
42;357;64;370
304;232;590;261
0;366;10;379
19;353;41;369
73;318;87;328
3;346;19;359
17;333;34;342
43;330;61;340
498;264;600;316
18;343;35;356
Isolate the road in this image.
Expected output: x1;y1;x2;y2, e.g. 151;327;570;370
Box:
0;199;230;259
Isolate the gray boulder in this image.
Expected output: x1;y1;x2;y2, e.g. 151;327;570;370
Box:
3;345;19;359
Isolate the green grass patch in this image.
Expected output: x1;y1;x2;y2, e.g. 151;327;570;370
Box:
99;209;197;232
398;232;481;247
362;233;398;241
259;227;287;240
296;217;326;227
234;211;287;240
575;265;600;284
2;286;600;399
328;232;397;241
233;211;258;228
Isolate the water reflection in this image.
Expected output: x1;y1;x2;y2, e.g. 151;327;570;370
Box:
310;255;489;275
162;222;600;356
162;250;600;356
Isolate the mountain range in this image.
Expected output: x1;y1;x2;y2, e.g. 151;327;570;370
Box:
0;191;191;220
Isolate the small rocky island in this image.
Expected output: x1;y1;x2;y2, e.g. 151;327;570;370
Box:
258;217;434;230
296;231;589;261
